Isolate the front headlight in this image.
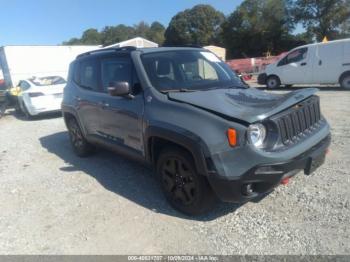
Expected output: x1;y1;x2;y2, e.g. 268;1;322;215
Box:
248;123;266;148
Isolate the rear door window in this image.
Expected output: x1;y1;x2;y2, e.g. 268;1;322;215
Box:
79;58;101;92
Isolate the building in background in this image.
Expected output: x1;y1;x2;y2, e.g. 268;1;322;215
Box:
204;45;226;61
104;37;158;49
0;45;99;87
0;37;159;88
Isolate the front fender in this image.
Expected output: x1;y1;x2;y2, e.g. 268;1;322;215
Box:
144;122;212;176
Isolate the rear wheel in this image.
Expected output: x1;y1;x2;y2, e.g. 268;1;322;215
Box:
266;76;281;89
156;148;217;215
67;118;94;157
340;73;350;89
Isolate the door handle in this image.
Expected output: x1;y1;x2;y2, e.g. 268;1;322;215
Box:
319;60;322;66
98;101;109;108
301;62;307;66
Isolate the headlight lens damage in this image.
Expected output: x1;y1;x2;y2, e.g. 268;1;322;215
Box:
248;123;266;148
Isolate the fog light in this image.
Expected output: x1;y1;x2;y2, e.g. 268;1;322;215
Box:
242;183;254;196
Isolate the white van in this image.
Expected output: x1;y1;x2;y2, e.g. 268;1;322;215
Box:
258;38;350;89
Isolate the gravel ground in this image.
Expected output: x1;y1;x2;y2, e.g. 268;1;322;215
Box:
0;87;349;255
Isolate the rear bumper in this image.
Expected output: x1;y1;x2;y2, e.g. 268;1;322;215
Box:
257;73;267;85
208;134;331;203
26;99;62;116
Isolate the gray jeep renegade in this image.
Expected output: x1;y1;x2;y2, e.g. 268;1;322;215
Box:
62;46;331;215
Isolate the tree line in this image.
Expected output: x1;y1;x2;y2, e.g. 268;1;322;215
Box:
63;0;350;59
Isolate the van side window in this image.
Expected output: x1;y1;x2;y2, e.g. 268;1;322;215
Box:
79;58;100;92
278;47;308;66
101;56;133;93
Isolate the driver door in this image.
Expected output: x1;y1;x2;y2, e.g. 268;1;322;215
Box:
97;55;145;156
279;47;312;84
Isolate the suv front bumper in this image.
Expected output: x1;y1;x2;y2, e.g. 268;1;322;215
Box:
208;134;331;203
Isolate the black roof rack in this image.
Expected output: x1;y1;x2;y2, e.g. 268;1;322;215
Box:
77;46;137;58
161;44;203;48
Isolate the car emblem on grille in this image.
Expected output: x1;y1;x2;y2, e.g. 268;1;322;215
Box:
294;104;303;109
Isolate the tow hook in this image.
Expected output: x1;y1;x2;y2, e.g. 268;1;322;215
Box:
280;177;290;185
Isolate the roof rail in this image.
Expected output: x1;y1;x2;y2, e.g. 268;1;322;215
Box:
161;44;203;48
77;46;137;58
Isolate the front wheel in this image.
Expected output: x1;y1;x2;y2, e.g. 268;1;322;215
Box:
266;76;281;89
340;73;350;89
156;148;217;215
67;118;94;157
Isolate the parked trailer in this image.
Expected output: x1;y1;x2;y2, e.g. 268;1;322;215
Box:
0;45;100;88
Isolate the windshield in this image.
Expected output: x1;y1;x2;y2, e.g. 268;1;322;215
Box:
29;76;66;86
141;50;245;92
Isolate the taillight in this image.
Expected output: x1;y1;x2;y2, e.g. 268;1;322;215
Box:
28;92;44;97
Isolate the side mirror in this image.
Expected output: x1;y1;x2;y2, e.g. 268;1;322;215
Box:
107;81;133;98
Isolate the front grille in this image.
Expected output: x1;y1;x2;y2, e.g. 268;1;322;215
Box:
271;96;322;145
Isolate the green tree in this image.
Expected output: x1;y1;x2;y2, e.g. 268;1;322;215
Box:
62;37;82;45
292;0;350;41
221;0;299;58
146;22;165;44
164;5;225;46
134;21;150;38
100;25;135;46
80;28;102;45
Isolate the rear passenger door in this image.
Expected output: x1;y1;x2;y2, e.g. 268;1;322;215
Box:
74;57;105;137
98;55;145;156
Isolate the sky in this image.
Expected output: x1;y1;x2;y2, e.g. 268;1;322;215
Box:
0;0;243;46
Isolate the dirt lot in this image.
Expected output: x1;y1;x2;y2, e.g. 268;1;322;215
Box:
0;87;349;254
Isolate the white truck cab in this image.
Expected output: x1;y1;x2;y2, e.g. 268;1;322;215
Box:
258;38;350;89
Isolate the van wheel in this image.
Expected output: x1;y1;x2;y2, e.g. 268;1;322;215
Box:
266;76;281;89
156;148;217;216
340;73;350;89
67;118;94;157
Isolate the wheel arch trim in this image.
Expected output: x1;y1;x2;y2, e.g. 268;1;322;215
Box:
145;124;212;176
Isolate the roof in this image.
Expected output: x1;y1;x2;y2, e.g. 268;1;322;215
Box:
76;46;207;59
138;46;206;53
291;37;350;50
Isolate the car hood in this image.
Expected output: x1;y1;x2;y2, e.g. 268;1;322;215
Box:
168;87;318;124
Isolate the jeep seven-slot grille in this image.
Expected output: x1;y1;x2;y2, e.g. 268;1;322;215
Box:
272;96;321;145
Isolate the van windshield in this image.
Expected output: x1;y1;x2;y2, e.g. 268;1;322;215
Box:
141;50;245;92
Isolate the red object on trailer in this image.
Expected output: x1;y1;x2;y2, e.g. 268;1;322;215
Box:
226;52;287;75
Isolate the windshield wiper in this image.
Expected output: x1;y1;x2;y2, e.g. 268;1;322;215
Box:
202;85;246;91
161;88;197;93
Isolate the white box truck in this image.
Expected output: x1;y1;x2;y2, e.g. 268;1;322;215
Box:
258;38;350;89
0;45;100;88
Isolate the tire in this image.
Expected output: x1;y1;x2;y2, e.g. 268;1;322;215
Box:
266;76;281;89
67;118;94;157
340;73;350;89
156;147;217;215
